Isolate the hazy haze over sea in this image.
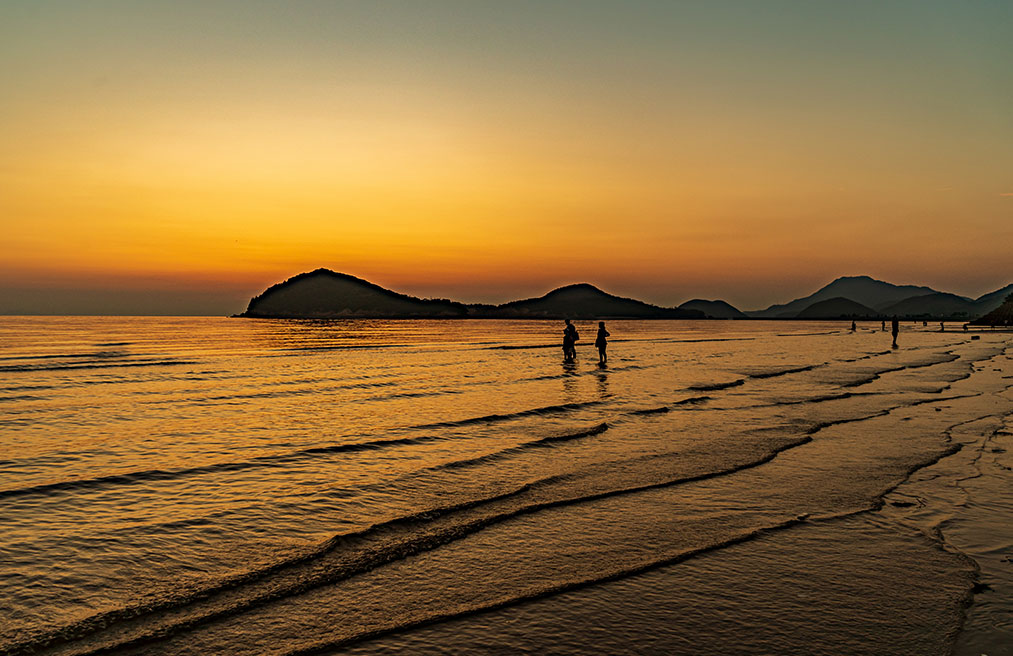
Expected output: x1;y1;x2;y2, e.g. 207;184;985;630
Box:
1;317;1011;655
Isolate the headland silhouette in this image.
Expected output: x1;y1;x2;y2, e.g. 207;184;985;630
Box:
238;269;1013;322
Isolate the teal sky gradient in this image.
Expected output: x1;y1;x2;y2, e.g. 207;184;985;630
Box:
2;1;1011;314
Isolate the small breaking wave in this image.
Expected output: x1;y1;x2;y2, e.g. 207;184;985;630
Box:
425;423;611;471
414;400;604;430
747;363;823;379
629;406;670;415
673;395;712;405
0;359;197;373
688;379;746;392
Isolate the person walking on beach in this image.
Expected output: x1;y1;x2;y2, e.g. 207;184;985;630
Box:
891;316;899;348
594;321;610;364
562;319;578;362
851;320;857;332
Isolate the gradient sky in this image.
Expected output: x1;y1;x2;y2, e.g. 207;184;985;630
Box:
2;0;1011;315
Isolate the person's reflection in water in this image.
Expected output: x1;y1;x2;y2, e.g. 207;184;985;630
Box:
595;366;610;399
561;360;578;402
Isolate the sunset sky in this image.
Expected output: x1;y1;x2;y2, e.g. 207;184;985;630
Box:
2;1;1011;315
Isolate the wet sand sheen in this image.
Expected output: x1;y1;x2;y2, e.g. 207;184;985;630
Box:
0;319;1009;655
133;345;1009;656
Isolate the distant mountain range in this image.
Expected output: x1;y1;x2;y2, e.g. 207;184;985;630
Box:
748;275;936;318
239;270;1012;321
240;269;703;319
745;275;1013;320
487;283;698;319
970;292;1013;326
677;299;748;319
794;297;879;319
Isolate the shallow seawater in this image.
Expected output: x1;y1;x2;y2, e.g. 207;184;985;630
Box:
0;317;1010;655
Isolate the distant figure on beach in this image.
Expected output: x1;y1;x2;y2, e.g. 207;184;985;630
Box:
595;321;610;364
881;320;886;331
940;322;945;332
891;316;899;348
850;320;857;332
562;319;578;362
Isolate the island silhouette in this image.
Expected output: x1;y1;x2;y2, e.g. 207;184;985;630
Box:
677;299;748;319
238;270;1013;321
747;275;1013;320
794;297;881;320
240;269;705;320
970;293;1013;327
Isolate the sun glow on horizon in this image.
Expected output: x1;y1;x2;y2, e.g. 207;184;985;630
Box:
2;1;1011;314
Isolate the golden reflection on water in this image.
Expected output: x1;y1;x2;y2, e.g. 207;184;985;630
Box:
0;316;1007;654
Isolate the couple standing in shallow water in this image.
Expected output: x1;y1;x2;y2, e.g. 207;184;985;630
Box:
562;319;610;364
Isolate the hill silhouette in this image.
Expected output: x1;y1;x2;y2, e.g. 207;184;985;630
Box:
973;284;1013;315
242;270;469;318
795;297;881;319
240;271;703;319
878;292;976;319
970;293;1013;326
745;275;1013;320
748;276;939;318
677;299;747;319
240;270;1011;321
491;283;701;319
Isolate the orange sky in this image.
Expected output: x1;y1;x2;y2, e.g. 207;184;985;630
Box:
2;2;1010;314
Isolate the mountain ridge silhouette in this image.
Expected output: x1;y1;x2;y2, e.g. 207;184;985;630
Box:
746;275;1010;320
240;269;704;319
238;270;1011;321
747;275;940;318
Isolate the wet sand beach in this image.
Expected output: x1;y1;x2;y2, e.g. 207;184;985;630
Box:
1;318;1010;655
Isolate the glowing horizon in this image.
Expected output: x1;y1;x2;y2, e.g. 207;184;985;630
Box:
2;1;1011;315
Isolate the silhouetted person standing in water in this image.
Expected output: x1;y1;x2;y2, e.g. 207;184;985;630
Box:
595;321;610;364
562;319;578;362
891;316;899;349
851;320;857;332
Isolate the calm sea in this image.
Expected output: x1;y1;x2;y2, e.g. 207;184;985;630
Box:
1;317;1011;655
